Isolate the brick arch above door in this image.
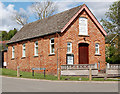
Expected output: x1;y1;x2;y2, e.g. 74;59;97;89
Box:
77;39;90;44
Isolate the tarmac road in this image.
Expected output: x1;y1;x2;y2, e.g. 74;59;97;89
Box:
1;76;119;92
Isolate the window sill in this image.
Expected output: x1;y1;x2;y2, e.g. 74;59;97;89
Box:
49;53;55;56
34;55;38;57
66;53;73;55
78;35;89;37
95;54;101;56
21;57;26;59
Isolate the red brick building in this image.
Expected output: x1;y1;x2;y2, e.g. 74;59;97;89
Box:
4;4;107;75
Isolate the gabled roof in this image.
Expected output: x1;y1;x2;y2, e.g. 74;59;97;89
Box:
8;4;107;44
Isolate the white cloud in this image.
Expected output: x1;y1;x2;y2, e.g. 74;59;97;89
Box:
85;2;113;21
55;1;114;22
55;1;81;13
0;2;23;32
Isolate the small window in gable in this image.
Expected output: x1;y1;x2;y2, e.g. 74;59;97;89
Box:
79;17;88;35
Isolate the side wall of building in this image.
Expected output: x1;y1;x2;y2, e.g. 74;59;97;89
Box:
7;34;59;75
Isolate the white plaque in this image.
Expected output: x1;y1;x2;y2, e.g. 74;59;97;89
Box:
67;55;73;65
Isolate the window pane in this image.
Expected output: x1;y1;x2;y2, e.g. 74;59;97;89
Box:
22;44;25;57
23;44;25;48
67;42;72;53
51;39;54;43
12;46;15;58
67;47;70;52
95;44;98;47
12;52;14;58
23;49;25;57
67;43;70;46
95;43;99;54
35;41;38;56
36;47;38;55
51;44;54;53
35;41;38;46
50;38;55;54
95;48;98;53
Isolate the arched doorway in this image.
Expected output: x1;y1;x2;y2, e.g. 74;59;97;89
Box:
79;43;89;64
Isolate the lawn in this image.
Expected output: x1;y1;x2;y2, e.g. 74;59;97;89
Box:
1;68;119;81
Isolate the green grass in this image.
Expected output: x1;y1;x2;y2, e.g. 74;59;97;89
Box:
1;68;119;81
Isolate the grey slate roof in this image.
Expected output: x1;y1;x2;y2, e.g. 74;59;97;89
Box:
8;5;83;44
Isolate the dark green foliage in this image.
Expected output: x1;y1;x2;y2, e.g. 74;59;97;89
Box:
7;28;17;40
106;46;120;64
1;28;17;50
1;28;17;41
2;31;8;41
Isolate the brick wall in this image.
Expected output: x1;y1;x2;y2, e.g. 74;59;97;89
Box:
6;10;106;75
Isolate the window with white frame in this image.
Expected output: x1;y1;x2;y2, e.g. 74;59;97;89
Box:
50;38;55;54
79;17;88;35
34;41;38;56
12;46;15;58
22;43;26;57
95;43;99;54
67;42;72;53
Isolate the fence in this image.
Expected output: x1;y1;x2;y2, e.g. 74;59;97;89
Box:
61;64;97;70
106;64;120;76
61;64;98;76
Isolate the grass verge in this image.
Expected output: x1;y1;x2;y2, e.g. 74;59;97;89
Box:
1;68;119;81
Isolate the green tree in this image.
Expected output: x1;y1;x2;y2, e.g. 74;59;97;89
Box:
101;1;119;34
101;1;120;64
2;31;8;41
7;28;17;40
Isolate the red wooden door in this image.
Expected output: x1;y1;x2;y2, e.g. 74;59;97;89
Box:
79;43;89;64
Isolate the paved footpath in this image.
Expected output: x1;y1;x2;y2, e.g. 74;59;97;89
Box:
1;76;119;92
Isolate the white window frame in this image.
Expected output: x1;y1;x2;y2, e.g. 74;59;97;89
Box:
34;41;38;56
79;17;88;35
95;43;100;54
12;46;15;58
67;42;72;53
22;43;26;57
50;38;55;54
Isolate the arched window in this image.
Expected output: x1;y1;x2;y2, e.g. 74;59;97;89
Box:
34;41;38;56
22;43;26;57
67;42;72;53
12;46;15;58
50;38;55;54
95;43;99;54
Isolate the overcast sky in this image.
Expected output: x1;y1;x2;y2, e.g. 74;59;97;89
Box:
0;0;117;32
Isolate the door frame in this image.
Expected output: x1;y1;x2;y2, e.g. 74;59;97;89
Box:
78;43;89;64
